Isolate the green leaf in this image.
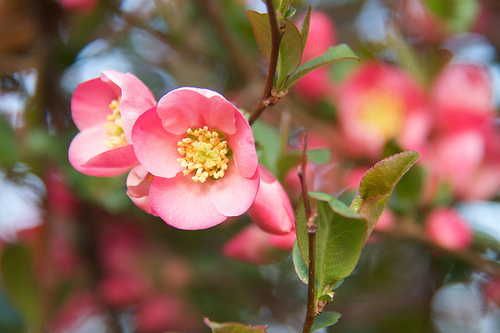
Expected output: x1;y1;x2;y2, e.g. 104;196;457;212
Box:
307;149;332;165
0;291;25;333
204;318;268;332
284;44;359;89
350;151;421;239
275;18;302;91
299;5;312;52
292;241;308;284
0;245;41;331
252;120;281;174
311;311;341;332
0;118;19;167
296;192;368;285
246;10;272;61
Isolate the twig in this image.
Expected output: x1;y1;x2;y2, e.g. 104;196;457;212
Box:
298;136;319;333
248;0;284;125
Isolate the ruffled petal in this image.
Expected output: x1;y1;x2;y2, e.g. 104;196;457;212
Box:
126;165;155;215
149;175;226;229
132;108;184;178
68;126;138;176
226;109;258;178
156;88;237;135
71;78;118;131
210;161;259;217
119;73;157;142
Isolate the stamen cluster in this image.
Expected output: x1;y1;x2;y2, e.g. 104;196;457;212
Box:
104;98;128;148
177;126;229;183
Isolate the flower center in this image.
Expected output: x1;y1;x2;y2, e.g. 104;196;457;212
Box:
177;126;230;183
104;98;128;149
358;89;405;140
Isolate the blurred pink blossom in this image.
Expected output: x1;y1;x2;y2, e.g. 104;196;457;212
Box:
223;224;295;265
68;71;156;176
59;0;99;13
247;165;294;235
336;62;431;160
398;0;446;44
98;272;150;308
425;208;473;251
131;88;259;229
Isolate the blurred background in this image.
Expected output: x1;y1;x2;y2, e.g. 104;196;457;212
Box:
1;0;500;332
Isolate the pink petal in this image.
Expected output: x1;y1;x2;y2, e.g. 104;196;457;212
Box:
132;108;184;178
156;88;237;135
71;78;118;131
227;108;259;178
119;73;157;142
149;174;226;230
210;161;259;217
68;126;138;176
126;165;155;215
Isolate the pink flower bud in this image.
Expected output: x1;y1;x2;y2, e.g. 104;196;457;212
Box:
425;208;473;251
59;0;99;13
247;165;294;235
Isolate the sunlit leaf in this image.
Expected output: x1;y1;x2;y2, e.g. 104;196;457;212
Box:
350;151;421;239
204;318;268;332
246;10;272;61
311;311;341;331
284;44;359;89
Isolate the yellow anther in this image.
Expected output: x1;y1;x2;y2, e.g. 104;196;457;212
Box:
177;126;230;183
104;97;129;149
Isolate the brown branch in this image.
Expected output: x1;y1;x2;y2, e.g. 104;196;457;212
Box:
248;0;284;125
298;136;319;333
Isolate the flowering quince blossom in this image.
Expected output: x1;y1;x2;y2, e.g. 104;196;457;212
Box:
337;62;431;160
126;164;155;215
131;87;259;230
430;63;500;200
424;208;473;251
247;165;294;235
68;71;156;177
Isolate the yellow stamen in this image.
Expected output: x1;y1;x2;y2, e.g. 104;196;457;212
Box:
177;126;230;183
104;98;128;148
357;89;405;140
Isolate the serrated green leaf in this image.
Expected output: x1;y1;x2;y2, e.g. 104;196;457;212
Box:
204;318;268;332
275;18;302;91
292;241;308;284
284;44;359;89
246;10;272;61
300;5;312;52
350;151;420;238
296;193;367;286
0;245;41;331
311;311;341;332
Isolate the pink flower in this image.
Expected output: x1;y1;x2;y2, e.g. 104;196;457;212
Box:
131;88;259;229
337;62;430;159
126;165;155;215
59;0;99;13
247;165;294;235
425;208;473;251
222;224;296;265
68;71;156;177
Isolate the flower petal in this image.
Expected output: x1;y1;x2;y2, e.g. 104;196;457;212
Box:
71;78;119;131
126;165;155;215
226;109;258;178
68;126;138;176
156;88;237;135
210;161;259;217
132;108;184;178
119;73;157;142
149;175;226;229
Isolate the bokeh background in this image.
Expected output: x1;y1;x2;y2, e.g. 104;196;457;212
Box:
1;0;500;332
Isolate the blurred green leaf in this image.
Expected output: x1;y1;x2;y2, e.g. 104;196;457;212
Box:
423;0;479;32
246;10;272;62
350;151;420;239
296;192;367;287
0;245;41;331
311;311;341;331
0;118;19;167
0;291;25;333
252;120;281;174
307;149;332;165
275;18;302;91
299;5;312;52
284;44;359;90
204;318;268;332
292;241;308;284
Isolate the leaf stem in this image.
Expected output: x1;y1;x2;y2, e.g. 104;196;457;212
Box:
298;136;318;333
248;0;284;125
